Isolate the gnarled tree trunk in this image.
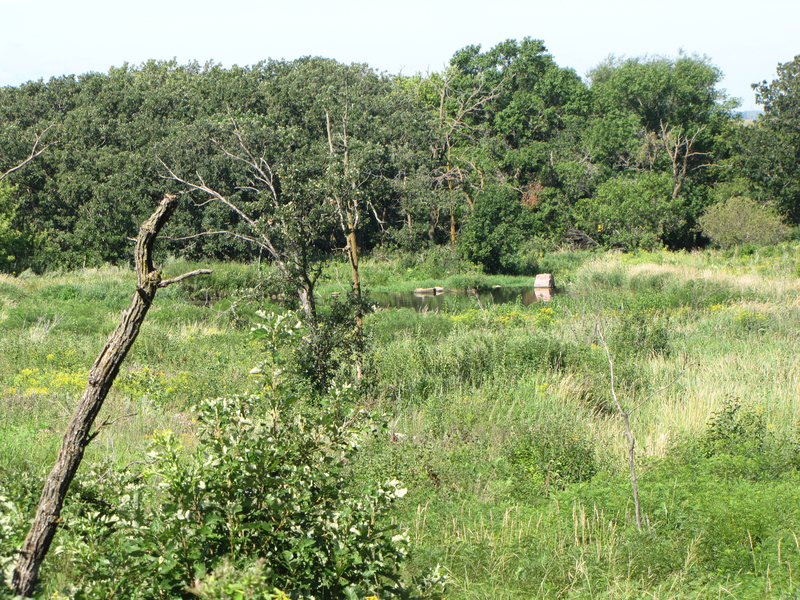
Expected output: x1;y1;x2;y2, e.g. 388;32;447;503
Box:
12;194;210;598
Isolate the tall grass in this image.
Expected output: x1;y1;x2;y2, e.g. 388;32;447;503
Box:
0;264;262;474
355;245;800;598
5;246;800;598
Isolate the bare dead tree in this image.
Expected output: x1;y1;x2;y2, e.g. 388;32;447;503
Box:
12;195;210;598
597;327;689;531
159;116;324;322
659;122;710;199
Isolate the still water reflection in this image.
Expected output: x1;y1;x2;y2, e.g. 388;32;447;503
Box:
370;286;552;312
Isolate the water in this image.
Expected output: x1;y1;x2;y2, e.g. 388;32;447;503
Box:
369;286;552;312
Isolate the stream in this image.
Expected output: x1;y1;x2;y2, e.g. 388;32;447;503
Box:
369;286;553;312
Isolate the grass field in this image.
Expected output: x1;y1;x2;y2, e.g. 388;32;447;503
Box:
3;246;800;598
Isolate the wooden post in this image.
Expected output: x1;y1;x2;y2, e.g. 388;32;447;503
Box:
12;195;211;597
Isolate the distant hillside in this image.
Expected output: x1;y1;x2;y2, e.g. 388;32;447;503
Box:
737;110;763;120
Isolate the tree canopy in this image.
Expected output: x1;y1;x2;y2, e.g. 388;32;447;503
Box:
0;45;794;274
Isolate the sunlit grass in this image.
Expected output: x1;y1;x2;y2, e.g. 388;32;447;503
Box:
5;245;800;598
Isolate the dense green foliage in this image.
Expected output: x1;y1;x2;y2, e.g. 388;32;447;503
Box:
457;185;535;274
699;196;790;248
2;44;798;276
573;171;679;250
738;55;800;221
0;182;26;270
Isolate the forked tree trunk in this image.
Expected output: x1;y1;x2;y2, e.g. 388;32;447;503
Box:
12;194;210;598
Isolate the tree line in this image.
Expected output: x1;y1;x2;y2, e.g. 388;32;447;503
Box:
1;39;798;275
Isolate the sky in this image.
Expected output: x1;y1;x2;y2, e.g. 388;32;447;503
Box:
1;0;797;111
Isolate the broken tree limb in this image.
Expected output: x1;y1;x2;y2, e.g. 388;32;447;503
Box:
0;125;57;183
12;194;211;598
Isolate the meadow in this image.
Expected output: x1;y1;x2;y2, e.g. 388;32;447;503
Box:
3;245;800;599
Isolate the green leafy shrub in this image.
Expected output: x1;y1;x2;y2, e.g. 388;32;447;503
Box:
48;394;431;599
699;196;790;249
0;466;47;597
573;172;683;250
187;559;289;600
457;185;536;275
288;294;372;394
700;398;766;459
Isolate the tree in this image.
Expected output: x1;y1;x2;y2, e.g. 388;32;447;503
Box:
739;56;800;222
586;53;732;197
0;181;23;270
419;62;503;244
160;114;329;322
699;196;790;248
457;185;534;274
318;61;420;379
0;61;268;270
163;58;426;383
445;39;592;187
429;39;593;247
12;196;209;597
572;171;683;250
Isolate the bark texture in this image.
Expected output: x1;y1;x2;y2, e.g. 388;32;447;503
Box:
12;194;210;597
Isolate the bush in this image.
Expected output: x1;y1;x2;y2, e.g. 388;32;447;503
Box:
505;418;597;497
457;185;536;275
699;196;790;249
572;172;683;250
0;470;41;594
700;397;766;459
407;245;472;280
46;395;431;599
187;559;289;600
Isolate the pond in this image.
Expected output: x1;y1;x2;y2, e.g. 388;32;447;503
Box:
368;286;553;312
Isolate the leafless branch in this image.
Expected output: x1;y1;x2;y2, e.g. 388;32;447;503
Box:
0;124;58;182
86;412;139;444
159;269;213;287
367;200;387;231
157;158;282;264
159;230;264;247
660;121;711;199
